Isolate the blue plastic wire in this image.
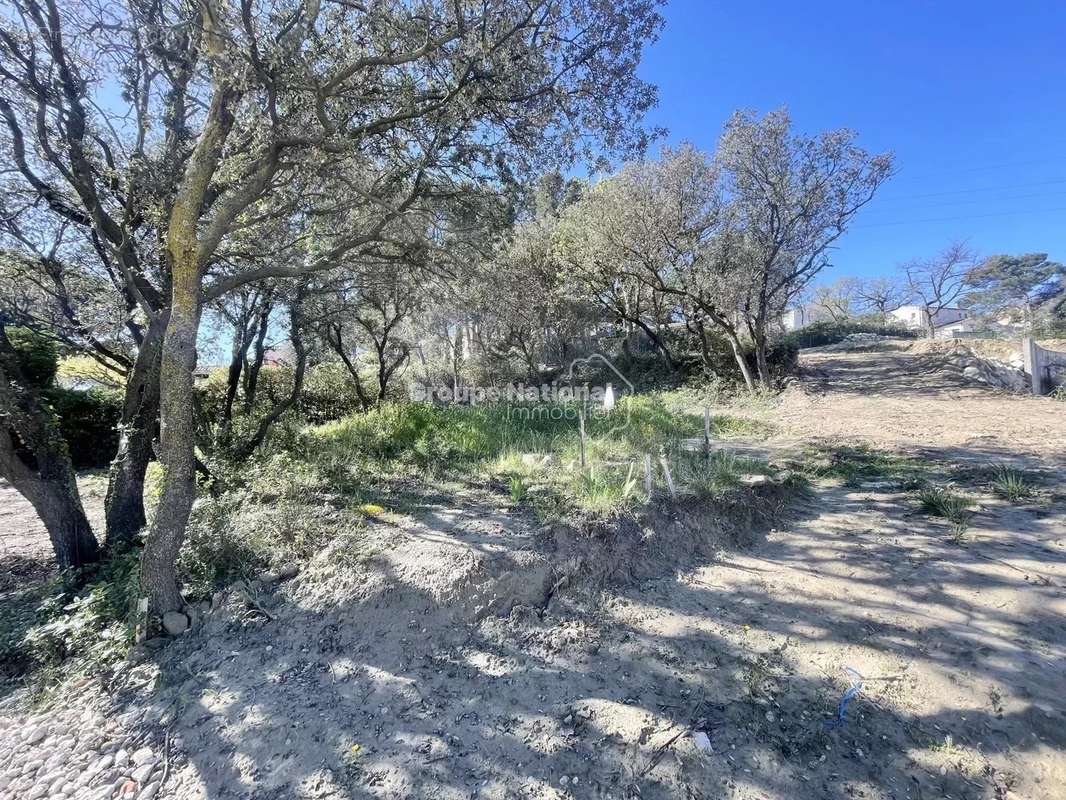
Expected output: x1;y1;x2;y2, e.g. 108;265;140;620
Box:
825;667;864;729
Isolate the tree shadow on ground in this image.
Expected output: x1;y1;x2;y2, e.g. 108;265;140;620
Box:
96;452;1065;800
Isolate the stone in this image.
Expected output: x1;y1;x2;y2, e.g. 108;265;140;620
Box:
131;763;155;783
162;611;189;636
130;747;155;767
26;783;48;800
691;731;713;753
278;564;299;581
138;780;161;800
739;474;770;487
860;480;898;491
21;759;43;776
23;725;48;745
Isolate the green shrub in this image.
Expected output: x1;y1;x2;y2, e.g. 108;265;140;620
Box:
300;363;365;424
988;465;1034;502
3;327;120;469
20;551;138;676
45;387;122;468
779;320;918;350
6;327;58;387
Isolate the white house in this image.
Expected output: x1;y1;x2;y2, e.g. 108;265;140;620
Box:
779;304;834;332
887;304;968;332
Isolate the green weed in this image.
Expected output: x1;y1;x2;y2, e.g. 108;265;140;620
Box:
988;465;1034;502
916;486;974;542
508;475;529;503
803;444;927;488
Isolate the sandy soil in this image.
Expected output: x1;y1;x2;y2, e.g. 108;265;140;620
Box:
770;345;1066;467
2;346;1065;800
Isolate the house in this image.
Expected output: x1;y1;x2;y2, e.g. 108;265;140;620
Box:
779;304;835;331
887;304;968;332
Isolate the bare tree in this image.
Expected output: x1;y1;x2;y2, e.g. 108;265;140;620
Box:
903;242;978;337
810;278;861;322
855;277;911;320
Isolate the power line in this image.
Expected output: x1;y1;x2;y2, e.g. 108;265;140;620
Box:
865;189;1066;213
876;177;1066;202
853;206;1066;229
898;156;1066;177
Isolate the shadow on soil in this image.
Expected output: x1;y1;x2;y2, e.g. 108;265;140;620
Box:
106;454;1064;800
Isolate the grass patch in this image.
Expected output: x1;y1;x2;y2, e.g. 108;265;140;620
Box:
671;450;777;499
800;444;928;488
917;485;972;518
916;486;974;543
988;465;1035;503
305;394;778;518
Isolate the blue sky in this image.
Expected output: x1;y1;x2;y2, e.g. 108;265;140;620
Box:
636;0;1066;282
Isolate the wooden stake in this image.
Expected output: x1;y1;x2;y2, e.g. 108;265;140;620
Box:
578;408;587;468
659;453;676;498
703;407;712;460
643;453;653;495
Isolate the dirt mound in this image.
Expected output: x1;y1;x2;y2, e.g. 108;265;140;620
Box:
545;485;793;593
285;481;795;631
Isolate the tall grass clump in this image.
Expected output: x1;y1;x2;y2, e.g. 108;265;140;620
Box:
917;485;974;542
671;450;773;498
988;465;1034;503
309;397;765;473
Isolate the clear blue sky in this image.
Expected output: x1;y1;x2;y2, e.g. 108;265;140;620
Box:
636;0;1066;281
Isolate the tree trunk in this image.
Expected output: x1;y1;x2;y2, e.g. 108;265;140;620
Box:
233;295;307;459
0;327;100;572
755;345;770;388
140;277;201;614
725;332;756;393
1;428;99;572
243;300;272;411
104;311;168;550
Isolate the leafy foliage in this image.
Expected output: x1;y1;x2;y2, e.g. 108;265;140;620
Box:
779;320;919;350
6;327;58;387
47;388;121;469
962;253;1066;329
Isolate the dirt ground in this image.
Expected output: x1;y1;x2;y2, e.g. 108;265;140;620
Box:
2;345;1064;800
770;345;1066;467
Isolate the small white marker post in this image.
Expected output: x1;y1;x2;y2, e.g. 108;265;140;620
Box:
578;407;587;468
703;407;712;461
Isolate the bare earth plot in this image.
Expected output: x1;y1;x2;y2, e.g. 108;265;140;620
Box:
771;346;1066;467
1;346;1065;800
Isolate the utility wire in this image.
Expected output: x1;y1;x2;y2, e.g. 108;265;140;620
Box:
865;189;1066;213
854;206;1066;229
876;177;1066;202
896;156;1066;177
